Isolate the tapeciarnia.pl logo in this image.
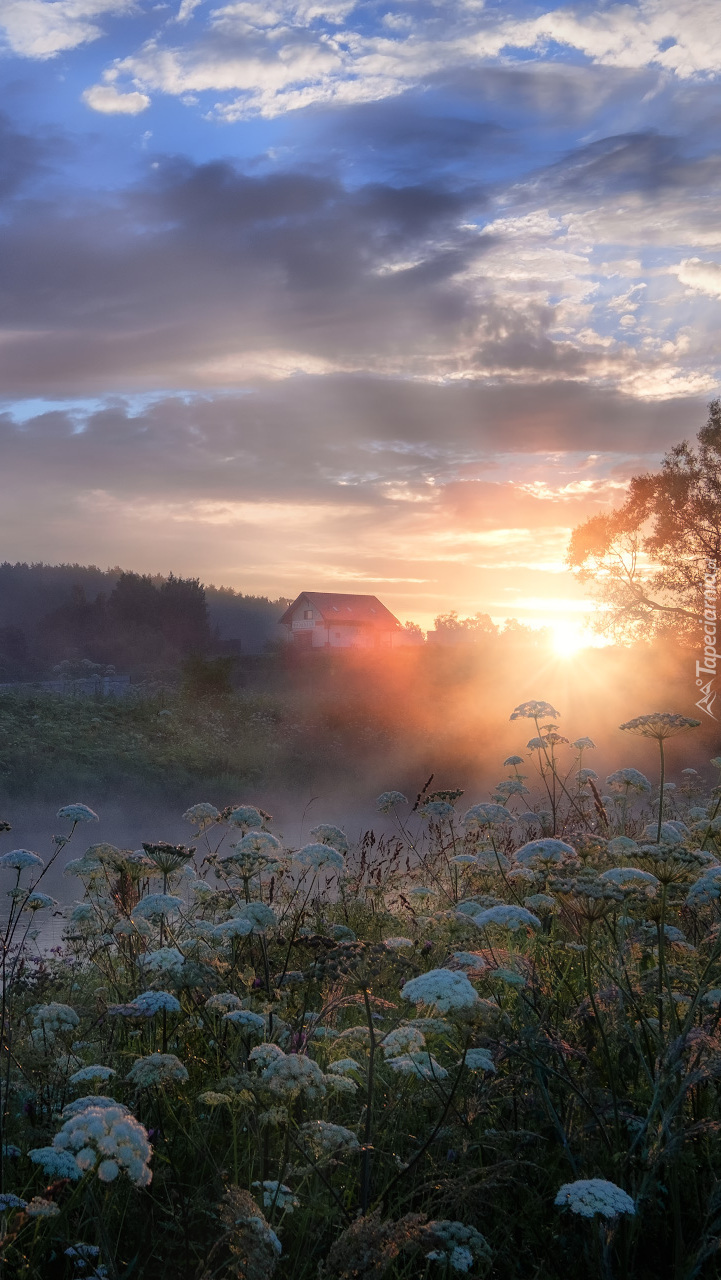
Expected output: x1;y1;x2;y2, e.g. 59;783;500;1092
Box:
696;557;718;720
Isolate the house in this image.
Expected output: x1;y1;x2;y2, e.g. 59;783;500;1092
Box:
279;592;405;650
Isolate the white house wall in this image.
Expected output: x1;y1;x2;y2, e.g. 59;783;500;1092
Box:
284;598;406;648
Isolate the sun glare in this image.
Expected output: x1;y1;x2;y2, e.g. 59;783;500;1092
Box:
551;622;590;657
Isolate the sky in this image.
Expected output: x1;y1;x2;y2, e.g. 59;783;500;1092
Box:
2;0;721;634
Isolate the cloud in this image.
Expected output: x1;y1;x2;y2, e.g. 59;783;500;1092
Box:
494;0;721;78
0;132;718;402
674;257;721;297
83;83;151;114
0;112;59;198
0;0;136;59
0;383;704;621
30;0;717;128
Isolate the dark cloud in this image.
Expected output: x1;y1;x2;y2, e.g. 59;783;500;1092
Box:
0;380;705;508
0;111;59;199
0;154;495;394
539;132;721;199
305;95;513;179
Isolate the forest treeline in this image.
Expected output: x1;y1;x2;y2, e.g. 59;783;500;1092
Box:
0;563;291;679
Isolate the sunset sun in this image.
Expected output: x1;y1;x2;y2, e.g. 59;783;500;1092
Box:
550;622;589;658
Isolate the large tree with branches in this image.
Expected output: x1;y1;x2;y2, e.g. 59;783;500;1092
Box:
567;400;721;641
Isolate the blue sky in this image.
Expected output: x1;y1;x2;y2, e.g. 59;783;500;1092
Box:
2;0;721;629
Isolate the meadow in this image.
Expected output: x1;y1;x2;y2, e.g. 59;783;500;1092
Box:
1;700;720;1279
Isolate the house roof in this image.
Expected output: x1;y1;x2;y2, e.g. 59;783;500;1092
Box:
279;592;402;628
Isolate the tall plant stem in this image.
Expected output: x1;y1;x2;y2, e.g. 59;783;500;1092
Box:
360;986;376;1214
656;738;666;844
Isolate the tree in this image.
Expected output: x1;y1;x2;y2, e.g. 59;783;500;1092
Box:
158;574;211;654
107;572;159;627
567;401;721;641
433;610;497;640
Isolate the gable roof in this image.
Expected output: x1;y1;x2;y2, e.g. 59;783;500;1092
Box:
279;592;402;628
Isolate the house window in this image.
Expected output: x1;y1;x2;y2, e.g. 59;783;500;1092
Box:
303;609;313;619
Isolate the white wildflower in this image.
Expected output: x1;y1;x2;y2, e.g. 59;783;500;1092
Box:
261;1052;327;1101
32;1003;80;1041
205;992;243;1013
643;821;687;845
600;868;659;893
376;791;408;813
65;1245;101;1266
26;1197;60;1217
225;831;282;876
126;1053;189;1089
183;803;221;827
330;924;357;942
300;1120;359;1156
463;1048;496;1073
510;700;560;720
386;1052;448;1081
420;800;456;820
197;1091;232;1106
524;893;558;913
607;836;639;856
253;1181;299;1212
23;892;56;911
0;1194;26;1211
515;838;576;868
223;1010;266;1035
28;1147;84;1180
140;947;185;974
380;1026;426;1055
0;849;43;871
214;917;254;940
64;855;103;878
233;901;276;933
228;805;264;830
325;1074;359;1094
426;1222;490;1272
131;894;183;921
463;803;513;826
404;1017;450;1032
132;991;181;1017
69;902;95;922
327;1058;362;1076
49;1101;152;1186
295;843;345;873
69;1065;116;1085
607;768;651;793
451;952;487;972
687;867;721;906
250;1043;285;1069
57;804;99;824
309;824;349;854
554;1178;635;1218
401;969;479;1015
472;905;541;931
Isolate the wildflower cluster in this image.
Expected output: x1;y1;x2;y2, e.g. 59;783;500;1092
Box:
2;715;721;1280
